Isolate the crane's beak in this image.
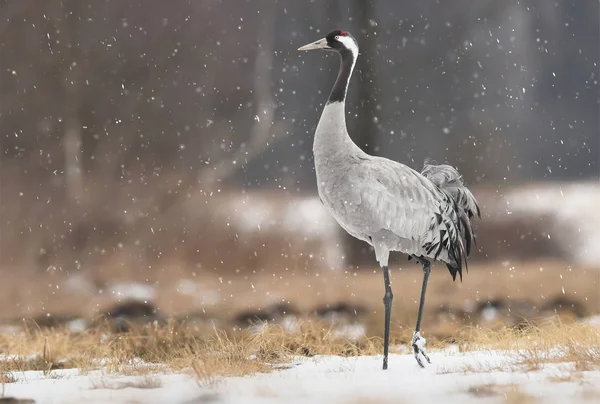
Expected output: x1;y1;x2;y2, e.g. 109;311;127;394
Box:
298;37;330;51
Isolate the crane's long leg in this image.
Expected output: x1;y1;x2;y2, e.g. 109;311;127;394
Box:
412;259;431;367
382;265;393;370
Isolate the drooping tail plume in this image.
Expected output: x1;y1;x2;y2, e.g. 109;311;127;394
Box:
421;159;481;280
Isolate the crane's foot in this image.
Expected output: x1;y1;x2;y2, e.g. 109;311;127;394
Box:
412;331;431;368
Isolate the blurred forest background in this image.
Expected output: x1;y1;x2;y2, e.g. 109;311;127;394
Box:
0;0;598;332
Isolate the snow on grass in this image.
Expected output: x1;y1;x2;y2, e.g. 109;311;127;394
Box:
2;350;600;404
221;352;600;403
1;320;598;403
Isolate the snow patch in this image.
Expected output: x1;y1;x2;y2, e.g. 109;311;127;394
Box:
107;282;156;301
506;182;600;266
4;350;599;403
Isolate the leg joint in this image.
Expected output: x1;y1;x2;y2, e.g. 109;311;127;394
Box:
422;260;431;274
383;288;394;304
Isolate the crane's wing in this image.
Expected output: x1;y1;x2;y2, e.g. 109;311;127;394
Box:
351;157;466;280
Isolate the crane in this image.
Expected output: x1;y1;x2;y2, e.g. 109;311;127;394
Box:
298;30;480;369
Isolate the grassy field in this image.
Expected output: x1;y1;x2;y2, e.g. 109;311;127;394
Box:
0;317;599;403
1;318;599;382
0;258;598;401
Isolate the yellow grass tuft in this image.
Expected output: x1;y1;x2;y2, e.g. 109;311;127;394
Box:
191;320;384;385
0;316;598;383
0;318;382;381
453;319;600;371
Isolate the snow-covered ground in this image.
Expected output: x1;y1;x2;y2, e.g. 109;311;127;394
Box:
3;349;599;404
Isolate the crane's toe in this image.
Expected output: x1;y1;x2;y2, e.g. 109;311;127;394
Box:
412;331;431;367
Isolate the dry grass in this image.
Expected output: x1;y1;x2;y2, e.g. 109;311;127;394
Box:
0;317;598;384
0;318;382;382
0;335;76;379
0;373;16;385
454;320;600;371
190;320;385;387
190;327;285;387
431;319;600;378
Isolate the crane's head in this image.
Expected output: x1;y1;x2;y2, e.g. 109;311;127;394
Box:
298;30;358;58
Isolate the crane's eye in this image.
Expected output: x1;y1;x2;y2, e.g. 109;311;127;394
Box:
334;35;340;40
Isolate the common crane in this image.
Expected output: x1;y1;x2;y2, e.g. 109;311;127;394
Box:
298;30;480;369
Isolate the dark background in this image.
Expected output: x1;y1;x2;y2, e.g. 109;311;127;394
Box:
2;1;597;191
0;1;598;324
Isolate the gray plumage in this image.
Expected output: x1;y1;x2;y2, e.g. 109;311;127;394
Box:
314;104;480;281
300;29;480;369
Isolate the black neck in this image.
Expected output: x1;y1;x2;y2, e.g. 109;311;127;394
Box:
327;49;355;104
